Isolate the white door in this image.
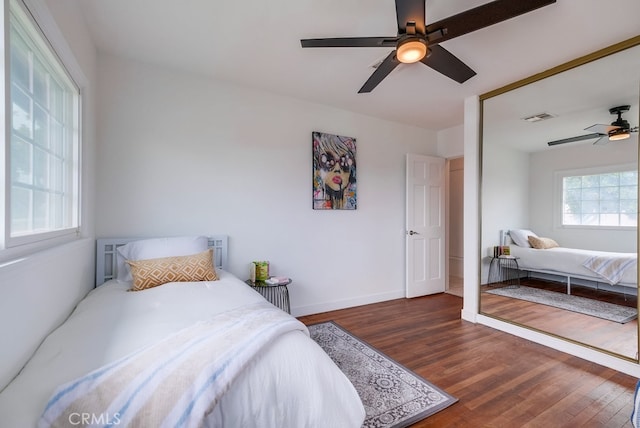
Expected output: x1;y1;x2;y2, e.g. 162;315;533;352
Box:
406;154;445;297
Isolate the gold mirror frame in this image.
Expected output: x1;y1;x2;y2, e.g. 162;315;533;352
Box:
478;35;640;362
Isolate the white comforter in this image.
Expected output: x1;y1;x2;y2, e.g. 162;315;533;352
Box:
0;271;365;427
510;246;637;287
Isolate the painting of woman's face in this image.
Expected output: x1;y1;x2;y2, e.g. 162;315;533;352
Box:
312;131;356;210
319;151;353;192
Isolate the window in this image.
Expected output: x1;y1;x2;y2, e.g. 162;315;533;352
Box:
561;169;637;227
5;0;81;248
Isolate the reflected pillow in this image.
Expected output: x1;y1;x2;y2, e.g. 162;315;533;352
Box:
116;236;209;282
509;229;538;247
127;249;218;291
528;236;559;250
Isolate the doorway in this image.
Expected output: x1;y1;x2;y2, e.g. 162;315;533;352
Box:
447;157;464;297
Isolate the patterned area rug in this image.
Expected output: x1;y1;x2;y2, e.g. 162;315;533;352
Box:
308;321;457;428
486;285;637;323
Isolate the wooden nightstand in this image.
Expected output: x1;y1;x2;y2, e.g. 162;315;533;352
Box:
245;279;291;314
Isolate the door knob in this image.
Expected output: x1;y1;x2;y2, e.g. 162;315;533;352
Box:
407;230;419;235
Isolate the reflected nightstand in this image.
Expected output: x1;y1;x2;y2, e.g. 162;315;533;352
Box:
488;255;521;288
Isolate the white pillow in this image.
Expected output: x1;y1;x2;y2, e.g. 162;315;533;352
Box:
116;236;209;282
509;229;538;248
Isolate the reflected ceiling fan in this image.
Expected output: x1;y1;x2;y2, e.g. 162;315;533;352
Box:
547;105;639;146
300;0;556;93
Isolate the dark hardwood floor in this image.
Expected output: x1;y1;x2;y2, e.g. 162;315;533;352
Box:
298;293;638;427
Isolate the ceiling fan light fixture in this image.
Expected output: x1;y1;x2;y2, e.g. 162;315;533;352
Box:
396;38;427;64
609;128;631;141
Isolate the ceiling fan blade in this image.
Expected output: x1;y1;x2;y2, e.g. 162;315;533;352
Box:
593;136;609;145
395;0;426;35
358;51;400;93
547;133;603;146
420;44;476;83
301;37;397;48
426;0;556;45
584;124;620;134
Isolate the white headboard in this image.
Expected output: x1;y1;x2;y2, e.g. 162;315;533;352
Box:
500;230;515;246
95;235;228;286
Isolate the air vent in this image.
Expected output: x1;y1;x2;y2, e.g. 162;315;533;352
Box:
522;112;555;123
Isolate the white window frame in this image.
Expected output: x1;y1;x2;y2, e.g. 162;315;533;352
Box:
1;0;86;260
554;162;638;231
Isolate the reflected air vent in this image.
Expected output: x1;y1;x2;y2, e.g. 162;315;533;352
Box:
522;112;556;122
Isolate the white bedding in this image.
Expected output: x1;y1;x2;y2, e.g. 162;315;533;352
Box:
0;270;365;427
510;245;638;288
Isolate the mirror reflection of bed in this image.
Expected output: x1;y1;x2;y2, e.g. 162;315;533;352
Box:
482;228;637;358
479;39;639;361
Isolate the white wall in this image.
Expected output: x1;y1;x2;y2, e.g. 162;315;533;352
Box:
438;125;465;280
0;0;97;391
480;143;530;282
529;138;637;252
95;54;438;316
462;96;480;323
438;124;464;158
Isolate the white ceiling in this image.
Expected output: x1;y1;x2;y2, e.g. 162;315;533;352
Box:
483;42;640;152
77;0;640;131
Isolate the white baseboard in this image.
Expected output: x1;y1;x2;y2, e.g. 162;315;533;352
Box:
291;290;405;317
461;307;477;323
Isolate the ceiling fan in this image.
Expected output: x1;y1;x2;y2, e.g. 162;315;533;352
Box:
547;105;639;146
300;0;556;93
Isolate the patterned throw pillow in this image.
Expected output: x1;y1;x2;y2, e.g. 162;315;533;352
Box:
127;249;218;291
527;236;559;250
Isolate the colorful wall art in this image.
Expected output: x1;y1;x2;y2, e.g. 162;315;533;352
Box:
312;131;356;210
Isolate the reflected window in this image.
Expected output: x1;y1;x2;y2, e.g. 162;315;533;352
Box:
561;169;637;227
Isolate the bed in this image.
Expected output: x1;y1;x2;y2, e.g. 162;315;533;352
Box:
0;236;365;427
503;229;638;295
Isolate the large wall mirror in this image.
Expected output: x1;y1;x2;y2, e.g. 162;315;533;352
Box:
479;36;640;361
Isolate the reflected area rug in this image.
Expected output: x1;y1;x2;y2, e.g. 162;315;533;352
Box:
486;285;637;323
308;321;457;428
